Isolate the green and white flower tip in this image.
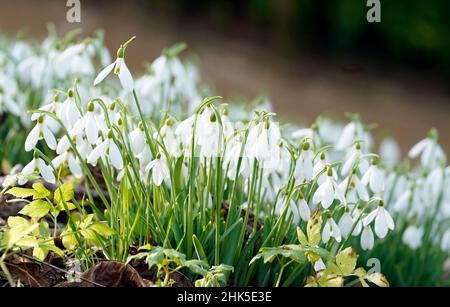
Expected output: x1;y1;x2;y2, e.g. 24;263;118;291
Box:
94;36;136;92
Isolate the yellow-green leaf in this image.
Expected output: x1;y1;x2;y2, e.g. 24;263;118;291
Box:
297;227;308;246
32;183;51;199
7;216;29;228
62;231;77;250
54;183;74;203
307;210;322;246
6;187;36;199
90;222;116;237
335;247;358;276
19;200;52;218
32;247;47;261
367;273;389;287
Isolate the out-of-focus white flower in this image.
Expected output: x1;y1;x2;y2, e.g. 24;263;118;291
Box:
361;160;384;194
393;189;411;212
408;129;446;169
379;137;401;167
402;225;423;250
441;230;450;253
335;122;356;150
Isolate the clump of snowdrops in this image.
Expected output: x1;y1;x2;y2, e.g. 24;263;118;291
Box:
0;27;111;166
0;33;448;286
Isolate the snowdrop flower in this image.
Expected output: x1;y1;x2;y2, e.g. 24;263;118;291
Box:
157;118;181;157
361;225;374;250
247;116;281;166
313;152;328;180
338;208;354;238
338;173;369;203
197;107;222;158
71;101;100;145
175;114;196;153
146;153;170;186
295;141;314;182
278;194;311;225
350;206;363;236
363;201;395;239
402;225;423;250
341;143;362;176
52;151;82;178
130;123;146;155
58;89;81;129
94;37;135;92
25;116;57;151
87;130;123;170
322;216;342;243
361;159;384;194
22;152;55;184
408;129;445;169
312;167;346;209
224;135;250;179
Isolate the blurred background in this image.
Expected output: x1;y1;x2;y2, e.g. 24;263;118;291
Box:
1;0;449;153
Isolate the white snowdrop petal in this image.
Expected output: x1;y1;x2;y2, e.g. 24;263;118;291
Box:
374;211;388;239
87;141;107;165
43;127;57;150
382;208;395;230
51;155;64;169
322;222;331;244
94;61;116;86
152;163;164;186
85;114;98;144
57;135;70;154
25;125;39;152
22;160;36;175
68;157;83;178
338;213;353;238
109;142;123;170
118;61;134;92
38;158;55;184
335;122;355;150
323;179;335;209
361;226;374;250
363;208;378;227
298;199;311;222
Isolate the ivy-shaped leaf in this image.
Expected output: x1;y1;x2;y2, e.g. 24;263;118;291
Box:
335;247;358;276
54;183;74;204
19;200;52;219
6;187;36;199
31;183;51;200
